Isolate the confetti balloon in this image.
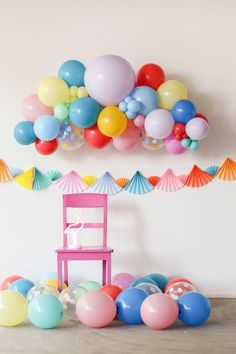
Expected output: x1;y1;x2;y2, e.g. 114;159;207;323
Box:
58;121;84;151
59;286;87;320
135;282;162;295
27;284;60;303
140;130;164;151
165;282;196;301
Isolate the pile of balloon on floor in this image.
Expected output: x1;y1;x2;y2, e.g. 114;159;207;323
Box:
14;55;209;155
0;272;211;330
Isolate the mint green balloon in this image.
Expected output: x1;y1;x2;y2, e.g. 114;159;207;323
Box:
190;140;200;151
54;104;69;121
181;138;191;148
28;295;63;329
79;280;101;292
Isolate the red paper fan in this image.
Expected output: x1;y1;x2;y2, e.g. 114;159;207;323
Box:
185;165;213;188
147;176;160;187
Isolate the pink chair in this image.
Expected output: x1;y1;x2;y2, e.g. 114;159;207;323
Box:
56;193;113;291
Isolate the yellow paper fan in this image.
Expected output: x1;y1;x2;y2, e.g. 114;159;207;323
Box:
216;157;236;181
14;167;35;189
0;160;12;182
115;177;129;188
82;175;97;186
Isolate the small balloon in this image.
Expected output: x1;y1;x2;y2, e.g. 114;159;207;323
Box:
77;86;88;98
14;121;37;145
190;140;200;151
27;284;59;302
140;130;164;151
134;115;145;128
58;121;84;151
54;104;69;121
58;59;86;87
35;138;58;155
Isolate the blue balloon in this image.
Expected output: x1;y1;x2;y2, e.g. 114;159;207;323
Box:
9;279;35;297
115;288;148;324
69;97;100;128
34;115;60;141
28;295;63;329
131;86;159;116
59;59;86;87
130;277;156;287
171;99;196;124
14;121;36;145
147;273;168;292
178;292;211;326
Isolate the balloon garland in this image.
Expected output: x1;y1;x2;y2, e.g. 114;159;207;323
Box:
14;55;210;155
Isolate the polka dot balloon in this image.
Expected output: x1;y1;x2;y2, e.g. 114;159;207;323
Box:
165;281;196;301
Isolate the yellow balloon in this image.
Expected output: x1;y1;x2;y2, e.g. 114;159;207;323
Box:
38;77;70;107
77;86;88;98
157;80;188;110
97;106;127;137
45;279;67;291
0;290;27;327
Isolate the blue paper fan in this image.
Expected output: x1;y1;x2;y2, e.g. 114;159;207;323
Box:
8;167;23;177
205;165;219;177
46;170;63;181
90;172;122;195
33;169;52;190
124;171;153;194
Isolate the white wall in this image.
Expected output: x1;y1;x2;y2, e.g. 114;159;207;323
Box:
0;0;235;296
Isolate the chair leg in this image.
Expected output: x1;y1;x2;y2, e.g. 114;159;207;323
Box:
107;254;111;285
64;260;69;286
102;260;107;286
57;255;63;292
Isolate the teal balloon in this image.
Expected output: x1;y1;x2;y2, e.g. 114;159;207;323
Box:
131;86;159;116
181;138;191;148
69;97;100;128
9;279;35;297
28;295;63;329
14;121;36;145
147;273;168;292
59;60;86;87
54;104;69;121
34;115;60;141
130;277;156;287
190;140;200;151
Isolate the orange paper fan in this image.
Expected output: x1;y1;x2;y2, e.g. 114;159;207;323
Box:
147;176;160;187
185;165;213;188
216;157;236;181
115;177;129;188
0;160;12;182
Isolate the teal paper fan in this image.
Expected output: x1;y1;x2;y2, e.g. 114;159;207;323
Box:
33;168;52;190
90;172;122;195
124;171;153;194
46;170;63;181
205;165;219;177
8;167;23;177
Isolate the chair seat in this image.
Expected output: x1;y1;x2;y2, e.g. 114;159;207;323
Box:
56;246;113;253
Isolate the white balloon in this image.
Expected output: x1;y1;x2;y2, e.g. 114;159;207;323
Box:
144;109;174;139
186;118;209;140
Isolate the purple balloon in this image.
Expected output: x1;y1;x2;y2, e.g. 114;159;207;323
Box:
84;55;135;106
144;109;174;139
165;133;187;155
186;118;209;140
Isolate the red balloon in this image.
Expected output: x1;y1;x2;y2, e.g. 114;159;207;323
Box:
196;113;209;123
84;124;111;149
100;285;122;301
173;123;186;137
35;138;58;155
136;63;165;90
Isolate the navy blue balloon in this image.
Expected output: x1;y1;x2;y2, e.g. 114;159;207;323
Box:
147;273;168;292
131;86;159;116
69;97;100;128
130;277;156;287
59;60;86;87
14;121;36;145
9;279;35;297
115;288;148;324
178;292;211;326
171;99;196;124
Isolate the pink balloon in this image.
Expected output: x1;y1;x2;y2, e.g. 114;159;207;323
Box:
21;94;53;122
112;273;136;289
165;133;187;155
76;291;116;328
1;275;23;290
113;124;140;151
141;294;179;330
144;109;174;139
134;115;145;128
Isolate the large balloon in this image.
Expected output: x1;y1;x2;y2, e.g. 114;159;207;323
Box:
38;77;69;107
157;80;188;110
14;121;37;145
172;99;196;124
144;109;174;139
84;55;135;106
35;138;58;155
113;123;140;151
21;94;53;122
165;133;187;155
97;106;127;137
84;124;111;149
34;115;60;141
0;290;27;327
58;59;86;87
136;63;165;90
131;86;159;116
69;97;100;128
186;118;209;140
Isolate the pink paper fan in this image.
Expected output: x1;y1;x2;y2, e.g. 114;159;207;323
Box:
157;169;184;192
178;174;188;184
53;170;87;194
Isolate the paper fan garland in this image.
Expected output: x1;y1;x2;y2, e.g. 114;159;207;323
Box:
53;171;87;194
90;172;122;195
185;165;213;188
205;165;219;177
0;160;12;182
14;167;35;189
33;169;52;190
82;175;97;186
115;177;129;188
147;176;160;187
124;171;153;194
8;167;23;177
46;170;63;181
216;157;236;181
157;169;184;192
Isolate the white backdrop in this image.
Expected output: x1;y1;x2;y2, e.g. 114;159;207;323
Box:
0;0;235;296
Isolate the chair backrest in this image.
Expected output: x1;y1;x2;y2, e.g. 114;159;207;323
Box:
62;193;108;248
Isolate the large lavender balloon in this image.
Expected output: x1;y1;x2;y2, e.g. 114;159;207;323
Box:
145;109;174;139
186;118;209;140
